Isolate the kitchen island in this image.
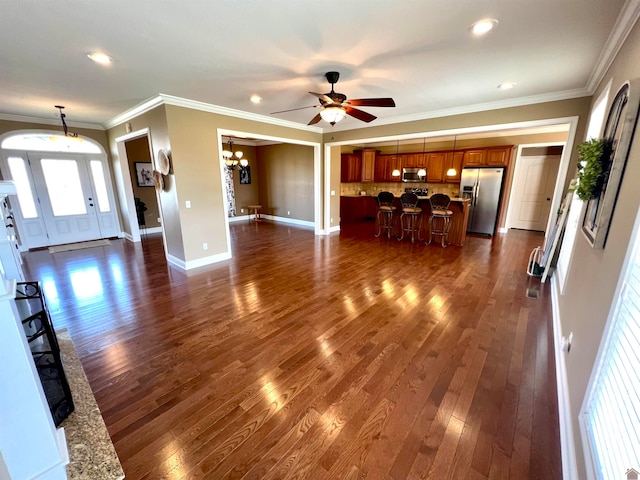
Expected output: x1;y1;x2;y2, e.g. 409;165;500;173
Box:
340;195;471;246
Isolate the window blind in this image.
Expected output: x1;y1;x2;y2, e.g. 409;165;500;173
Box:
583;243;640;479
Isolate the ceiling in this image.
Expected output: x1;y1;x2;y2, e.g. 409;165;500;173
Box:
0;0;634;132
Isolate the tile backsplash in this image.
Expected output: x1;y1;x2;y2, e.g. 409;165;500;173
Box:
340;182;460;197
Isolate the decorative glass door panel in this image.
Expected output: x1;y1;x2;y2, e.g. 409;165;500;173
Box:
28;153;102;245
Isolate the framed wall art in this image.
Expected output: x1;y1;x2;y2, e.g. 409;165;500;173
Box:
134;162;154;187
582;79;640;249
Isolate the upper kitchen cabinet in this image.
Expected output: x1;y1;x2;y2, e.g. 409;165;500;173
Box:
361;148;376;183
444;151;464;183
374;155;402;182
426;152;446;183
341;154;362;182
463;149;486;166
401;153;427;168
485;146;512;166
463;146;513;167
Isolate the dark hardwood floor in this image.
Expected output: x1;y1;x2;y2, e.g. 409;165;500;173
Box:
22;220;561;479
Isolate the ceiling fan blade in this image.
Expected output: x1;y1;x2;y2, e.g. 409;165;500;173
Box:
308;91;335;104
345;106;377;123
308;113;323;125
270;105;318;114
346;98;396;108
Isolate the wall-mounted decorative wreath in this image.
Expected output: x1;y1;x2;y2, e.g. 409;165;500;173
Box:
576;138;613;201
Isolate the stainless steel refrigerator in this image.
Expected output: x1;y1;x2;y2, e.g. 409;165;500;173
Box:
460;167;505;236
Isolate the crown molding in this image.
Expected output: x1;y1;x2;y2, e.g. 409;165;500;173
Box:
330;88;591;133
586;0;640;93
102;94;323;134
102;96;164;130
159;94;323;133
0;112;104;130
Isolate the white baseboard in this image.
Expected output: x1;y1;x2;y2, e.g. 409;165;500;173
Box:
328;225;341;233
228;214;314;228
166;251;232;271
551;275;579;480
498;227;508;233
123;232;134;242
141;226;162;234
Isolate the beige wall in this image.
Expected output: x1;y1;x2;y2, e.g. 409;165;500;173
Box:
106;105;183;259
257;143;314;222
124;136;160;228
111;104;322;263
554;18;640;479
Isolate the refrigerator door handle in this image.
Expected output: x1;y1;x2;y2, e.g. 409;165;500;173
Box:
474;182;479;207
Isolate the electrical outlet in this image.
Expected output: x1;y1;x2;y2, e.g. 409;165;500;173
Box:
287;211;291;215
330;190;335;196
331;217;333;223
241;208;244;213
203;243;208;250
186;200;191;208
157;218;161;223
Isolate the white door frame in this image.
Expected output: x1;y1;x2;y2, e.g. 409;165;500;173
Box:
505;144;566;233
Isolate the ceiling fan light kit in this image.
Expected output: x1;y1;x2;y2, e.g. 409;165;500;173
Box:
271;71;396;126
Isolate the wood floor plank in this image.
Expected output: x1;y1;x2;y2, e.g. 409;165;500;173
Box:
21;221;562;479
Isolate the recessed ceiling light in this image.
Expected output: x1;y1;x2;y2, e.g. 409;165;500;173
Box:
87;53;112;65
498;82;516;90
250;95;263;104
470;18;498;36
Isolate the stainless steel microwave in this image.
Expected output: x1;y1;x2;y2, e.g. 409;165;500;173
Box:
402;167;426;183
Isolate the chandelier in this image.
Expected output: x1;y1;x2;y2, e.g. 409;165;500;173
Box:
222;139;248;170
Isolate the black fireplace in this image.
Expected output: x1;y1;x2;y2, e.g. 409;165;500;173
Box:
16;282;74;426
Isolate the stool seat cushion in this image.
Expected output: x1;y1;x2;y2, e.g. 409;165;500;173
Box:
379;205;396;211
432;209;453;216
402;207;422;214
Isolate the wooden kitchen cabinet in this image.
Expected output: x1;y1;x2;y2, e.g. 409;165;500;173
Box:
463;149;486;166
486;146;512;166
444;151;464;183
401;153;427;168
374;155;402;182
426;152;446;183
361;148;376;183
341;154;362;182
463;146;512;167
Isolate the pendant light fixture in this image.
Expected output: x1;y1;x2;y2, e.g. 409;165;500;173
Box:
391;140;401;178
446;135;458;177
53;105;82;141
417;137;427;179
222;139;249;170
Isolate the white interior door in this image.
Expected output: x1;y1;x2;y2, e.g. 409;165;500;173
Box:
509;155;560;231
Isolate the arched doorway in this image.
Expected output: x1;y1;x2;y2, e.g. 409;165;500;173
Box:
0;131;120;248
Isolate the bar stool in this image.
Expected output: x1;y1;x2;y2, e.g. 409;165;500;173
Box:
427;194;453;247
397;192;422;243
374;191;396;238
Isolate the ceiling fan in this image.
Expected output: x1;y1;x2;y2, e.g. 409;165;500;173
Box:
271;71;396;126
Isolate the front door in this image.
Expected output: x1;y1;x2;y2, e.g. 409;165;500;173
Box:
2;150;120;247
509;155;560;231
